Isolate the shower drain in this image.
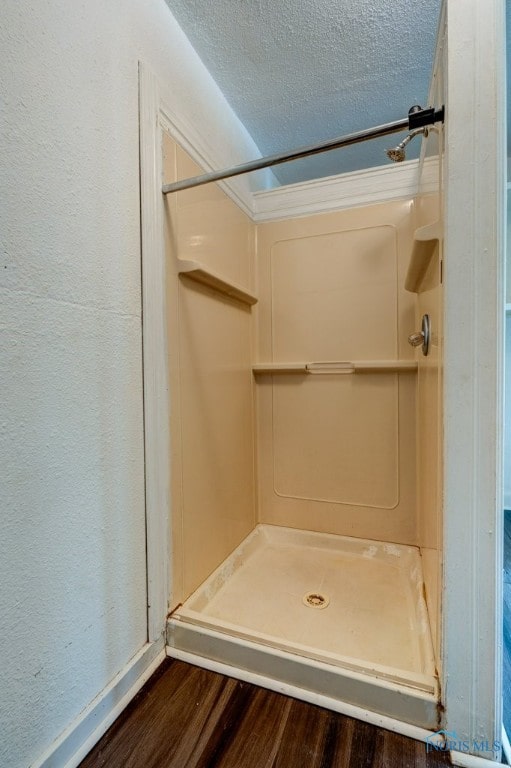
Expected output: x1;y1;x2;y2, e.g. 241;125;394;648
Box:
302;592;330;610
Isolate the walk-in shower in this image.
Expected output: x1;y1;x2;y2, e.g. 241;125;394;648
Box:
161;107;444;730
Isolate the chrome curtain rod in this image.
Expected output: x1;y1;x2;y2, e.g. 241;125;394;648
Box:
162;105;444;195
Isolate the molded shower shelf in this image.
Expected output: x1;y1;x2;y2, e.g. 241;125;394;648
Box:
252;360;418;375
177;259;258;306
405;221;442;293
167;525;438;728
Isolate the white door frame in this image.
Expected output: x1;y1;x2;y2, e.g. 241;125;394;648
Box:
138;61;257;640
139;64;170;642
442;0;505;757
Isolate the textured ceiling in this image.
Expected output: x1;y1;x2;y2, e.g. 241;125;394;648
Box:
164;0;442;186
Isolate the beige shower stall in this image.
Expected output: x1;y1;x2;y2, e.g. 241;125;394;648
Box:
163;132;443;728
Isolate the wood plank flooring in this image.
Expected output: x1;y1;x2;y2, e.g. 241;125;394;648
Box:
79;659;451;768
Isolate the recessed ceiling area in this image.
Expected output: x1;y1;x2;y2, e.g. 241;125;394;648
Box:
164;0;442;186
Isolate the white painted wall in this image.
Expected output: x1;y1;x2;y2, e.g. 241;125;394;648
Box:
505;311;511;510
505;198;511;510
0;2;262;766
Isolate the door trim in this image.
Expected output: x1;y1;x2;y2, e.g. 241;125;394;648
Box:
139;63;170;641
441;0;505;755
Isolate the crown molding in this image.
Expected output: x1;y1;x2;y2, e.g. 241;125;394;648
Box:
252;156;439;223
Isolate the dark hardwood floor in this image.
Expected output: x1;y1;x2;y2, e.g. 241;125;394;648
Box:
79;659;451;767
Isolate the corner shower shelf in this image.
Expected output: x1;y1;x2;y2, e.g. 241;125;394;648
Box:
405;221;442;293
177;259;258;306
252;360;418;375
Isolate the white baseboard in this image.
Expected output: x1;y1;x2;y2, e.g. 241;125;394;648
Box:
31;638;166;768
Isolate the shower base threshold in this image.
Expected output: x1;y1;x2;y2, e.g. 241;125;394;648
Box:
166;524;439;728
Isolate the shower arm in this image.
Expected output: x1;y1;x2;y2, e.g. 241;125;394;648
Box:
162;105;444;195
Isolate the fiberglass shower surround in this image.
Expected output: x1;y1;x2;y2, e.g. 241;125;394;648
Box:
162;111;443;729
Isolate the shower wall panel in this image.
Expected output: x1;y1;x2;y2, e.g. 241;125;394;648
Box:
415;192;443;661
255;201;418;544
163;133;256;606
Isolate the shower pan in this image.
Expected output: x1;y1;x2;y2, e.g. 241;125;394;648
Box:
162;127;443;731
168;525;438;725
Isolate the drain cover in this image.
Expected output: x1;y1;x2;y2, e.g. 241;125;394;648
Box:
303;592;330;609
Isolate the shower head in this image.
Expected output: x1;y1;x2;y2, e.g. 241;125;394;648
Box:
386;127;428;163
386;144;407;162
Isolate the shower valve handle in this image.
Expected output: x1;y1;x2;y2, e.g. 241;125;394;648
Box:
408;314;430;356
408;331;424;347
